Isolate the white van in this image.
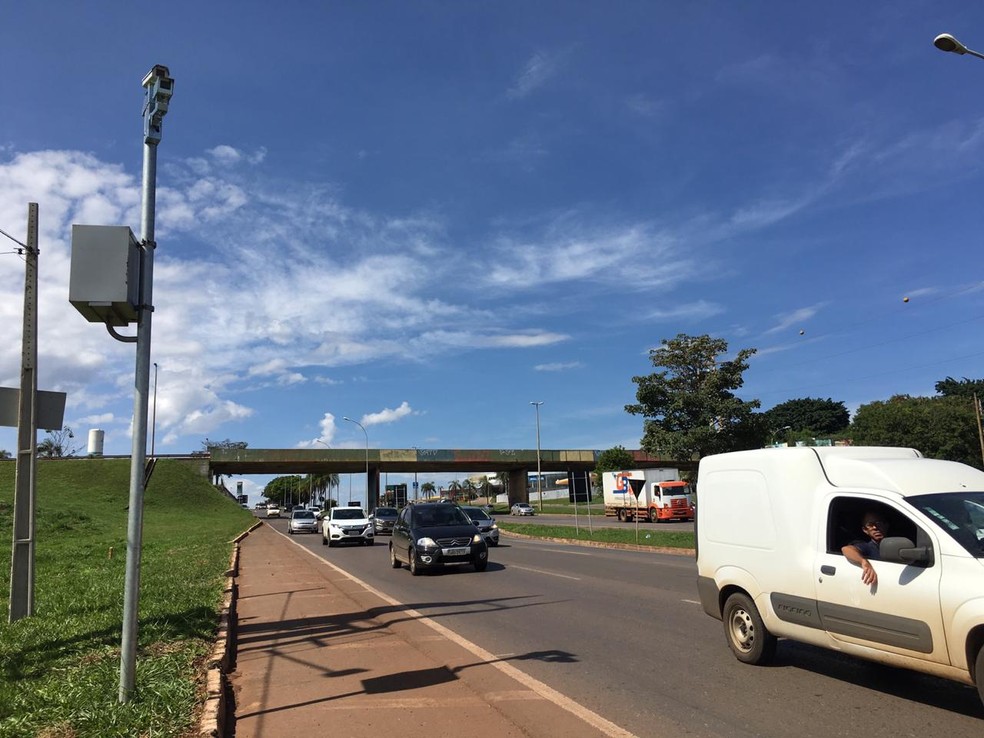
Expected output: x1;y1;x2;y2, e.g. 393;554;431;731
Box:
696;446;984;706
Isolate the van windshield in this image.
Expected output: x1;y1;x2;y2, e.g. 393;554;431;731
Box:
906;491;984;557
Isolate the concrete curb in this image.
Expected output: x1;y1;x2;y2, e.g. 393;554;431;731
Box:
196;521;262;737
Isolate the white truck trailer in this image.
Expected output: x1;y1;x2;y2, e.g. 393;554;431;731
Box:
601;468;694;522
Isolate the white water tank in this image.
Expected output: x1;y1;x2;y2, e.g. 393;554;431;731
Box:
87;429;105;456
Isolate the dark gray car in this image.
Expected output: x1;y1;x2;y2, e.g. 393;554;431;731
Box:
389;502;488;575
371;506;399;535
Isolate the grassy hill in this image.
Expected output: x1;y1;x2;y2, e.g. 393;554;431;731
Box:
0;457;254;738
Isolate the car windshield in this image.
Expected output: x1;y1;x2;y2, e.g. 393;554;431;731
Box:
907;491;984;557
292;511;315;520
374;508;398;519
413;506;471;527
332;509;367;520
462;507;491;520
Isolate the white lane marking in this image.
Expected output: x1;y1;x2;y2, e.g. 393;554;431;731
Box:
287;535;634;738
537;547;592;556
682;599;701;605
508;565;582;581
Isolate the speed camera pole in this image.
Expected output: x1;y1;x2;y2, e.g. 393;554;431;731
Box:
119;65;173;703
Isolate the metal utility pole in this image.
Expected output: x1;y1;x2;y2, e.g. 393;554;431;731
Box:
119;64;173;703
974;394;984;467
530;401;544;512
150;362;158;458
344;417;369;507
8;203;39;623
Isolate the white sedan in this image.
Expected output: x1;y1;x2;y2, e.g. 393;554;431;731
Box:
510;503;535;516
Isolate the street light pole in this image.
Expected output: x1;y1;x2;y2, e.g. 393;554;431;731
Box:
343;417;369;508
530;401;544;512
120;64;172;704
934;33;984;61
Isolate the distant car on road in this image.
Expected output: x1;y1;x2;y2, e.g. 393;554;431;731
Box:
370;507;399;535
461;505;499;546
288;508;319;534
510;503;535;516
265;506;281;518
322;506;374;547
389;502;488;575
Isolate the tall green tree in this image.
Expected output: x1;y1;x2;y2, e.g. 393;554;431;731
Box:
850;394;983;469
625;334;763;461
935;376;984;399
263;475;306;506
764;397;849;436
595;446;635;473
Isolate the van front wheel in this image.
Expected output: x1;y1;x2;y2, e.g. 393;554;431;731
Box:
723;593;776;665
975;645;984;707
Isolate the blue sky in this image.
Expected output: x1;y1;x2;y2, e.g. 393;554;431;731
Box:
2;2;983;502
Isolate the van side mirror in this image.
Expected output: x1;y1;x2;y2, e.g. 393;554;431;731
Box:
880;536;934;566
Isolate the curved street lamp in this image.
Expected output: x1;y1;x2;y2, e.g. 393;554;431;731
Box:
530;401;544;512
343;417;369;507
934;33;984;61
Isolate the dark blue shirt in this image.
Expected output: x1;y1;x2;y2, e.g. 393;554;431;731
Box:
848;538;879;560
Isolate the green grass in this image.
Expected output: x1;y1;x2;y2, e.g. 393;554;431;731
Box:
497;521;695;549
0;458;253;738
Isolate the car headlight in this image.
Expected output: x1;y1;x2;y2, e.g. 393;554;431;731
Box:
472;533;482;544
490;524;498;530
416;537;438;548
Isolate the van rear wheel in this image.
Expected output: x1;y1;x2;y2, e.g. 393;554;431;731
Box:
723;593;776;665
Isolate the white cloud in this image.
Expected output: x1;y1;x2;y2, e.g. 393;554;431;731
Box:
645;301;725;323
764;305;824;335
534;361;582;372
361;401;414;427
507;51;563;99
625;93;664;118
297;412;338;449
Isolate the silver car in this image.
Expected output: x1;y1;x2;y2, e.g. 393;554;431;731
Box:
288;509;318;534
461;506;499;546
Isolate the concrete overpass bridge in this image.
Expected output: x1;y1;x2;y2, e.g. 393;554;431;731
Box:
208;447;691;506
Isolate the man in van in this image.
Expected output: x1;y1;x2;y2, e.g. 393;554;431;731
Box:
841;511;890;586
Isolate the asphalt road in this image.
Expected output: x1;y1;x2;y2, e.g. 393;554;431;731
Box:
268;519;984;737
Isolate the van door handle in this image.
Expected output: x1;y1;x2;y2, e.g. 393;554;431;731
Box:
820;565;836;575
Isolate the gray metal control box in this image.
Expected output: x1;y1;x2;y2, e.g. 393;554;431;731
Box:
69;225;141;326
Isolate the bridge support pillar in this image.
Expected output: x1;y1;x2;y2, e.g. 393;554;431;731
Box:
507;467;528;506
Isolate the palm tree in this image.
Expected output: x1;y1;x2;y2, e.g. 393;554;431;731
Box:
421;481;436;497
306;473;339;506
